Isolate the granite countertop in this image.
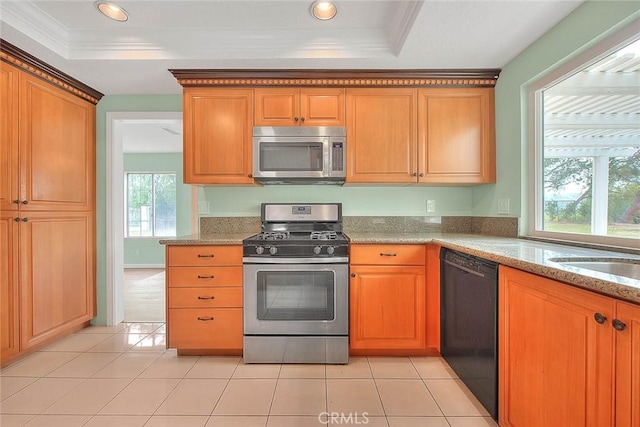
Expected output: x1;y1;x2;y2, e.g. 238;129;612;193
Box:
159;232;254;245
347;232;640;304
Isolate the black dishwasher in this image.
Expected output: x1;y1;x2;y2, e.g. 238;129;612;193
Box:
440;248;498;420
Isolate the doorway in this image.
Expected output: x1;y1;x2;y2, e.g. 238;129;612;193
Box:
106;112;192;325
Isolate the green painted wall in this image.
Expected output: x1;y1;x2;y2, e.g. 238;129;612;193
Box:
474;1;640;231
123;153;191;266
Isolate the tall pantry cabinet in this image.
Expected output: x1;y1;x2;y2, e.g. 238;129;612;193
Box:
1;41;102;367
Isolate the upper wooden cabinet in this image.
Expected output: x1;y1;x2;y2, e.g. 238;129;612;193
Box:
1;62;20;211
418;88;495;184
346;89;418;183
254;88;345;126
183;88;254;185
346;87;495;184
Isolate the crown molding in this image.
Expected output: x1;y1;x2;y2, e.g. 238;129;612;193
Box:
169;69;501;88
1;39;104;104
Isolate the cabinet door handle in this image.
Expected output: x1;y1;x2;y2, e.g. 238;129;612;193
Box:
197;296;215;300
21;200;28;205
594;312;607;324
248;173;253;178
412;172;417;177
300;117;305;122
14;217;21;222
294;117;299;122
197;275;215;279
21;218;28;222
197;316;215;321
613;319;627;331
197;254;215;258
379;252;397;257
419;173;425;177
13;199;20;205
350;273;356;277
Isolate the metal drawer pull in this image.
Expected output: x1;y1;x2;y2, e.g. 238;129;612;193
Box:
594;312;607;324
197;275;215;279
197;296;215;300
197;254;215;258
380;252;397;257
613;319;627;331
197;316;215;321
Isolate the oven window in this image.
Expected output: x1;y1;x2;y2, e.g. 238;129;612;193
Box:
256;271;335;321
260;142;324;171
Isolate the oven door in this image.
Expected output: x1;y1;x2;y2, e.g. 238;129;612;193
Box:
243;262;348;336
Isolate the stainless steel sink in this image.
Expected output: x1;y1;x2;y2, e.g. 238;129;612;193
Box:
548;257;640;281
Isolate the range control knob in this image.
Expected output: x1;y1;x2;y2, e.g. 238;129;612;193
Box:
326;246;335;255
269;246;278;255
255;246;264;255
313;246;322;255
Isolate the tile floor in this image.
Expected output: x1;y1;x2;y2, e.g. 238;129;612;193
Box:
1;323;498;427
124;269;165;323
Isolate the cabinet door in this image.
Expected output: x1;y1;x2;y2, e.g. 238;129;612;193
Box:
418;88;495;183
254;88;299;126
346;89;417;183
299;88;345;126
1;212;19;365
19;73;95;211
0;63;20;211
19;211;95;350
499;266;614;427
183;88;253;184
615;301;640;427
350;265;425;350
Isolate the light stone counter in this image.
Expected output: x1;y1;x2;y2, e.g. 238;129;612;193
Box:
347;232;640;304
159;232;254;246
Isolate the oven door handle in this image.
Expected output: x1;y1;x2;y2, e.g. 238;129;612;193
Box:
242;256;348;264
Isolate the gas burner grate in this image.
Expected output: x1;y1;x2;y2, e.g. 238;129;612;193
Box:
255;231;290;240
310;231;338;240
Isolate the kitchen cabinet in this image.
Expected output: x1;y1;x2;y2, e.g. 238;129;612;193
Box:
1;212;19;364
0;56;99;367
183;88;254;184
349;244;427;354
254;88;345;126
165;245;243;354
346;87;495;184
499;266;640;427
0;62;19;211
346;88;418;183
418;88;495;183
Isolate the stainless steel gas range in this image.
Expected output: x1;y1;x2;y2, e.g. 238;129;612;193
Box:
242;203;349;364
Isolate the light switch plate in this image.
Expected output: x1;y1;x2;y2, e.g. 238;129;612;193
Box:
426;200;436;213
498;198;510;215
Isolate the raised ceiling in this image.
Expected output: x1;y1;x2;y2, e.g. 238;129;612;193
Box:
0;0;584;95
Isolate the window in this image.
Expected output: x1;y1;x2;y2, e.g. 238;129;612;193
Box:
530;28;640;247
125;173;177;237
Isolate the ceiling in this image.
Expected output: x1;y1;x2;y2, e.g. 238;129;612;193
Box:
1;0;584;96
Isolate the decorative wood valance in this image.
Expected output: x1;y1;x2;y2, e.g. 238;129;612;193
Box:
1;39;104;104
169;69;501;88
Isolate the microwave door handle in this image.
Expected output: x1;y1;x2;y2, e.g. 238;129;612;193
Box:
324;139;331;177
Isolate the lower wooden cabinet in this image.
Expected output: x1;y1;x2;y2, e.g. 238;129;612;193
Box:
349;244;428;354
1;211;96;366
499;266;640;427
165;245;243;354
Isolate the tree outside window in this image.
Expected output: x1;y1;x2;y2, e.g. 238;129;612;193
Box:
126;173;177;237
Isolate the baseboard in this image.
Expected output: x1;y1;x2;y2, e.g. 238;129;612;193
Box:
123;264;165;269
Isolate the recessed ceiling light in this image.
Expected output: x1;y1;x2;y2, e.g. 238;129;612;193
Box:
95;1;129;22
311;1;337;21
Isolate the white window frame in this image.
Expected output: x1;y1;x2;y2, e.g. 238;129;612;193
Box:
124;171;177;239
527;22;640;249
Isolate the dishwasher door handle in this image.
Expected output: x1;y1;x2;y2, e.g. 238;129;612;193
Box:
444;259;486;278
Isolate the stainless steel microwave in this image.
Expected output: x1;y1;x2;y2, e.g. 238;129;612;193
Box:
252;126;346;184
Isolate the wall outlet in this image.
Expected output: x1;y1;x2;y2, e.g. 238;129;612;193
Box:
498;198;510;215
426;200;436;213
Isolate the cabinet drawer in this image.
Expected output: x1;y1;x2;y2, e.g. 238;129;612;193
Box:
350;245;426;265
167;245;242;267
167;267;242;287
168;287;242;308
168;308;242;349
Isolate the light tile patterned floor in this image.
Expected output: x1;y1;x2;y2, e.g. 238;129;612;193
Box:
0;323;498;427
